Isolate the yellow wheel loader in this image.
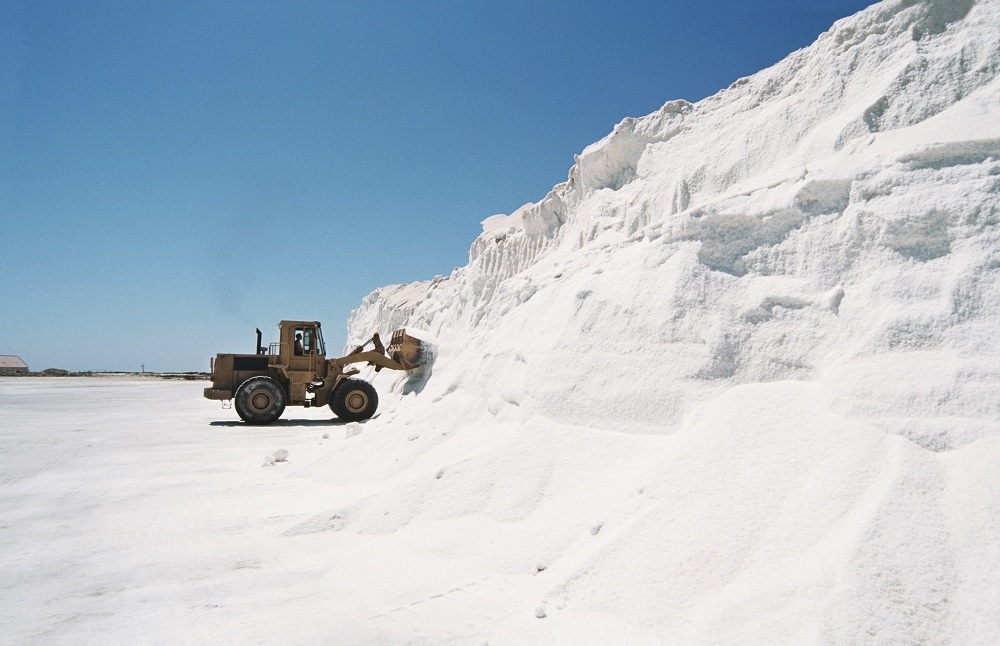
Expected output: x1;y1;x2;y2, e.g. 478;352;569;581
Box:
204;320;426;425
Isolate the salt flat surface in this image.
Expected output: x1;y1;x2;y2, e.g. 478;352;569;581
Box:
3;374;998;644
0;379;671;644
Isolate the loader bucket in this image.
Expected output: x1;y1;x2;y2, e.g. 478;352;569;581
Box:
388;328;427;370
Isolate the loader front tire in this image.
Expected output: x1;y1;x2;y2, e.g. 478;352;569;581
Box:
235;376;286;425
330;379;378;422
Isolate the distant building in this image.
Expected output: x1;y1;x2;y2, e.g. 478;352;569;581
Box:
0;356;29;374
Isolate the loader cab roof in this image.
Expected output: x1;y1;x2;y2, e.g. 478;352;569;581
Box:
279;320;321;328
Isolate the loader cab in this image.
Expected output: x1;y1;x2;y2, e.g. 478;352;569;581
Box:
274;321;327;406
279;321;325;363
293;325;325;357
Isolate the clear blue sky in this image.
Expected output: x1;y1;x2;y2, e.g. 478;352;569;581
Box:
1;0;874;372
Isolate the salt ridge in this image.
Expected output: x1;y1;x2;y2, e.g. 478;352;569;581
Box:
339;1;1000;642
350;0;1000;443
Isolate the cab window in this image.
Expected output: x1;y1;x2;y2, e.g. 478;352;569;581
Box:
292;325;324;356
293;327;314;355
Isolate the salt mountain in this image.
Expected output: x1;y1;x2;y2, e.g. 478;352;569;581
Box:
340;0;1000;642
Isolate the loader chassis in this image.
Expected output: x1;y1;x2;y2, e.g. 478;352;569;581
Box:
204;320;424;425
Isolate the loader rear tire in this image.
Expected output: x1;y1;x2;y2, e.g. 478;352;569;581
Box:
330;379;378;422
235;376;286;425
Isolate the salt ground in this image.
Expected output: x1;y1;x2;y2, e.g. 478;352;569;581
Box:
0;378;686;644
2;368;997;644
5;0;1000;643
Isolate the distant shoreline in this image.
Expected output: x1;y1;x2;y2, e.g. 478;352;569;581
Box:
0;371;210;381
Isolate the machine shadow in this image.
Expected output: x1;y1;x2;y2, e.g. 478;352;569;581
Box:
209;418;350;428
